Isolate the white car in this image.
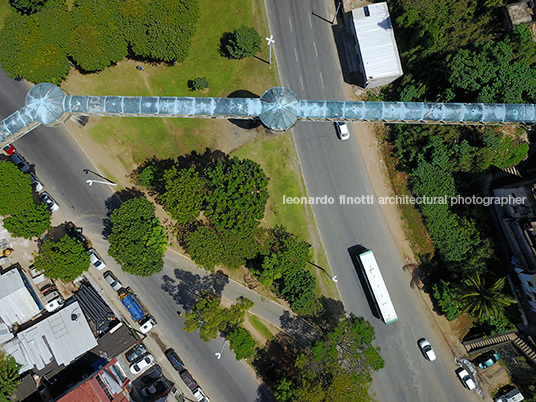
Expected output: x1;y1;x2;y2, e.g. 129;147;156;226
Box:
130;354;155;374
335;122;350;140
44;297;64;312
103;271;122;291
89;248;106;271
456;368;476;390
40;192;59;212
30;173;44;192
417;338;436;361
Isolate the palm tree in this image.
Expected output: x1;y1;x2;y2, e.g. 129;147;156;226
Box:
457;274;516;323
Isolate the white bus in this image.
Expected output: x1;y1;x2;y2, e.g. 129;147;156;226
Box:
358;250;398;324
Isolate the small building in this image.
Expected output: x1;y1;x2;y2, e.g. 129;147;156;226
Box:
56;358;131;402
0;267;41;327
504;1;535;31
1;301;97;373
349;2;403;88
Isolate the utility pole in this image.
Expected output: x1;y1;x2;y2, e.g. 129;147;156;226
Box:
266;35;275;67
86;179;117;187
332;1;342;24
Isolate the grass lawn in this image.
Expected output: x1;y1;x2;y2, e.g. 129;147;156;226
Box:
0;0;12;29
248;314;275;342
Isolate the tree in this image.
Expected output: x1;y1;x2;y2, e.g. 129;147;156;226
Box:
33;235;90;282
0;352;22;401
227;327;256;360
188;77;209;91
205;156;268;235
291;314;384;401
457;274;516;323
280;269;317;315
108;197;167;277
432;280;461;321
185;226;225;271
10;0;48;15
184;294;253;342
223;25;261;59
0;161;51;239
3;203;51;239
161;167;205;224
67;0;128;72
124;0;199;62
0;6;71;84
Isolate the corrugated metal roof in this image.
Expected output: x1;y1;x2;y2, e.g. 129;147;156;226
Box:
351;3;403;81
1;301;97;373
0;270;40;327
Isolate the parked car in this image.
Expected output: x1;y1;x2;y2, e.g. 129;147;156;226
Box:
417;338;436;361
44;297;64;312
88;248;106;271
140;379;167;397
104;271;122;291
141;365;162;384
10;153;30;173
129;354;154;375
66;222;86;244
180;369;199;392
477;351;500;369
126;344;147;363
40;192;59;212
30;173;44;192
335;122;350;140
456;368;476;390
193;387;210;402
165;348;184;372
3;144;16;155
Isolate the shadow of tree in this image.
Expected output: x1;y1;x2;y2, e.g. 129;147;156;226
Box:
278;310;321;348
160;268;229;311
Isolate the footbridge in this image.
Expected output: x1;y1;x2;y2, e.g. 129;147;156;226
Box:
1;83;535;147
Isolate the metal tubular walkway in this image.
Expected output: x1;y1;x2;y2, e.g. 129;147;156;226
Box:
1;84;535;147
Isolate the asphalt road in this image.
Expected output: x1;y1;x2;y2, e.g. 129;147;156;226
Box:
264;1;484;401
0;69;270;402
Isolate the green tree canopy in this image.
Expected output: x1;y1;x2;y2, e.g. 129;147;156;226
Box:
184;294;253;342
10;0;48;15
457;274;516;323
227;327;256;360
185;225;225;271
291;314;384;401
205;157;268;235
124;0;199;62
0;4;71;84
224;25;261;59
0;161;51;239
0;352;22;401
67;0;127;71
161;167;206;224
33;235;90;282
108;197;167;276
446;28;536;103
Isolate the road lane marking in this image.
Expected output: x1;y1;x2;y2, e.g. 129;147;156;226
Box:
289;17;293;32
300;76;304;90
294;46;299;62
308;13;312;28
319;72;325;88
313;41;318;58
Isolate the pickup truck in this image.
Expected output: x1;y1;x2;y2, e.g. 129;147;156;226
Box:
119;288;156;334
180;370;210;402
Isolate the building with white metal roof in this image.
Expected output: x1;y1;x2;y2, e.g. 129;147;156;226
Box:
1;301;97;373
350;2;403;88
0;268;40;327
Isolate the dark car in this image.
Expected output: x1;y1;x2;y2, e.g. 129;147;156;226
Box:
126;344;147;363
179;369;199;392
141;365;162;384
66;222;86;244
140;379;167;397
165;348;184;372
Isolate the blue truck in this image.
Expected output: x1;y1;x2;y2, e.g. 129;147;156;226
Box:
119;288;156;334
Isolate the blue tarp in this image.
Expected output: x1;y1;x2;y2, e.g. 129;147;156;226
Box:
121;294;144;321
